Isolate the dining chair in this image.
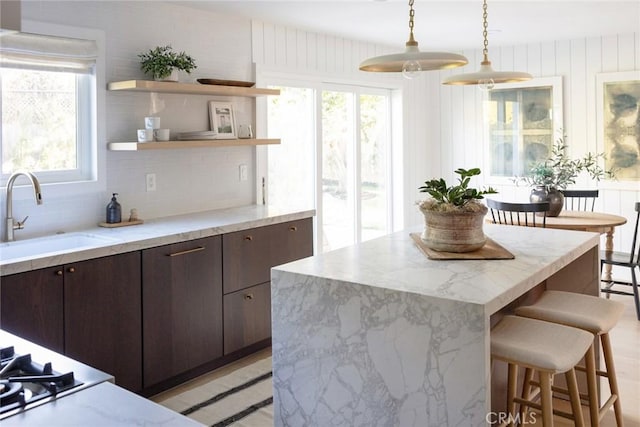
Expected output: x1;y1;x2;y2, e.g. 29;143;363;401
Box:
601;201;640;320
561;189;599;211
486;199;550;228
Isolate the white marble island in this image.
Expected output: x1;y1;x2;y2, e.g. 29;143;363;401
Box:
271;224;601;426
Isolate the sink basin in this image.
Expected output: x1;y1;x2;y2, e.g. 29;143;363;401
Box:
0;233;118;263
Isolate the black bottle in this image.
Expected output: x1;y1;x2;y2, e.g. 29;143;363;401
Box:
106;193;122;223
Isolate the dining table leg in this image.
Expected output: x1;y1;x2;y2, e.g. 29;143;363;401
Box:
604;227;614;282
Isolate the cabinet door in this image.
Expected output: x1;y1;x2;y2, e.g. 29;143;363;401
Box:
64;252;142;392
222;226;272;294
223;282;271;355
0;267;64;353
142;236;223;387
270;218;314;267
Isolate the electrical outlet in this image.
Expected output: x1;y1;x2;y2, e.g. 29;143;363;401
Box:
146;173;156;192
239;164;248;182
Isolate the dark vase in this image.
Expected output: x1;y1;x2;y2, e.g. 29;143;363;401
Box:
529;185;564;217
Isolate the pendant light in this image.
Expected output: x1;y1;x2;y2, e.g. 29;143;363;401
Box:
442;0;531;90
359;0;468;79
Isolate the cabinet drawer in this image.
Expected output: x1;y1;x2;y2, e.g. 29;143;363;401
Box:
223;226;272;294
223;282;271;355
270;218;314;267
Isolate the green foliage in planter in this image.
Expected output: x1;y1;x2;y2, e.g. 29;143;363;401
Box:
515;134;617;190
138;45;197;80
419;168;498;212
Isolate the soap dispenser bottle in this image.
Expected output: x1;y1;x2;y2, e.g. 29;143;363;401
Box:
106;193;122;223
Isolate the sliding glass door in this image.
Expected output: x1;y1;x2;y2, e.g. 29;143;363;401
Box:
266;82;392;253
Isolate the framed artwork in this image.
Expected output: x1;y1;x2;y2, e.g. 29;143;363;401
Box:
208;102;236;138
596;70;640;181
483;76;563;180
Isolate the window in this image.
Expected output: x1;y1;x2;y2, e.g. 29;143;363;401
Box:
0;30;98;185
265;81;393;253
484;76;563;179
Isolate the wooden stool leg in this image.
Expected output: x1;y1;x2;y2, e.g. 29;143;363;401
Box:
584;343;600;427
519;367;534;422
539;372;554;427
601;333;624;427
566;368;586;427
507;363;518;427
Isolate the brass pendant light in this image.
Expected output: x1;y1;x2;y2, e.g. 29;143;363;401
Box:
359;0;468;79
442;0;531;89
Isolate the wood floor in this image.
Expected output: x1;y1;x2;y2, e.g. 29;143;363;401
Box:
153;293;639;426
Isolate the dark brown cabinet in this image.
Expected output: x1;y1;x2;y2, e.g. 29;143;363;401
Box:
142;236;223;387
223;282;271;355
0;252;142;392
222;218;313;354
1;267;64;353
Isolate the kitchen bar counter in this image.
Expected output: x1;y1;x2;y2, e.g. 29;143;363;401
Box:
271;224;601;426
1;205;315;275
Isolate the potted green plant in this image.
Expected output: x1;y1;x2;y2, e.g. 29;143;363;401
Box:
515;134;616;216
418;168;497;253
138;45;197;81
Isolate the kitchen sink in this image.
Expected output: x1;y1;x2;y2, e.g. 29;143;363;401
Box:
0;233;118;263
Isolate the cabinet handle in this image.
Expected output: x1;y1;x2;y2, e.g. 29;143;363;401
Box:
244;293;254;300
244;235;253;241
289;226;298;232
55;270;63;276
167;246;206;257
67;267;75;273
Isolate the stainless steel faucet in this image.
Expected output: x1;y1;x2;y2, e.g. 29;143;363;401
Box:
5;171;43;241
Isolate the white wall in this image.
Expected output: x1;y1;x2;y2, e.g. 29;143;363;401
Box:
251;20;640;252
9;1;258;238
8;2;640;255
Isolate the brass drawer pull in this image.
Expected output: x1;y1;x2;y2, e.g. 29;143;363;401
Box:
67;267;75;273
289;226;297;231
244;293;254;300
167;246;206;257
244;235;253;241
55;270;63;276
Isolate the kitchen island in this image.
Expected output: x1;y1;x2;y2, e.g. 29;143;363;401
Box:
271;224;601;426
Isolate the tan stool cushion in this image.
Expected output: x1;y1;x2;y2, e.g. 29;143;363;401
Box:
491;315;593;374
515;290;624;334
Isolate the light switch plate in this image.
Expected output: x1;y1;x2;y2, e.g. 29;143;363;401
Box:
239;164;248;182
146;173;156;192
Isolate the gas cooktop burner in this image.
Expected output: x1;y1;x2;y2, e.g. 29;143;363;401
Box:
0;345;83;416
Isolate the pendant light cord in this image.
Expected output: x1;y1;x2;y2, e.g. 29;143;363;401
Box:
406;0;418;46
482;0;490;64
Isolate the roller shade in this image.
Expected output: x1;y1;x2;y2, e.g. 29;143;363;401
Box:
0;31;97;73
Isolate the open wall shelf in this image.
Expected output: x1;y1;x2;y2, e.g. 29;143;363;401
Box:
108;139;280;151
107;80;280;97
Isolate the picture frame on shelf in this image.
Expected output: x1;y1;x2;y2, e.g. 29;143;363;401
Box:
208;102;236;139
482;76;563;182
596;70;640;182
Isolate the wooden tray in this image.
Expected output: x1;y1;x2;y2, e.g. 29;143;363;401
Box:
98;219;144;228
197;78;255;87
410;233;514;260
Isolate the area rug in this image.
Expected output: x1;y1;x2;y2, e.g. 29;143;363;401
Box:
158;356;274;427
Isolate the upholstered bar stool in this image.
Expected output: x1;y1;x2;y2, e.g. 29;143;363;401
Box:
491;315;593;427
515;290;625;427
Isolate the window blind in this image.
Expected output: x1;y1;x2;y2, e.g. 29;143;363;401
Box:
0;31;97;73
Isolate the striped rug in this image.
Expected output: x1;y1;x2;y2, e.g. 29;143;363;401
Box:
157;356;274;427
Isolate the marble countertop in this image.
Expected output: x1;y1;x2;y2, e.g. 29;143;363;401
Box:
0;381;204;426
274;223;600;315
1;205;315;276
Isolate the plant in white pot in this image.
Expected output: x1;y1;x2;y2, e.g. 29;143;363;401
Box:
418;168;497;253
515;134;616;216
138;45;197;81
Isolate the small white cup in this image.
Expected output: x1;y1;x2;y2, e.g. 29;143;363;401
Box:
144;116;161;130
137;129;154;142
154;128;170;141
